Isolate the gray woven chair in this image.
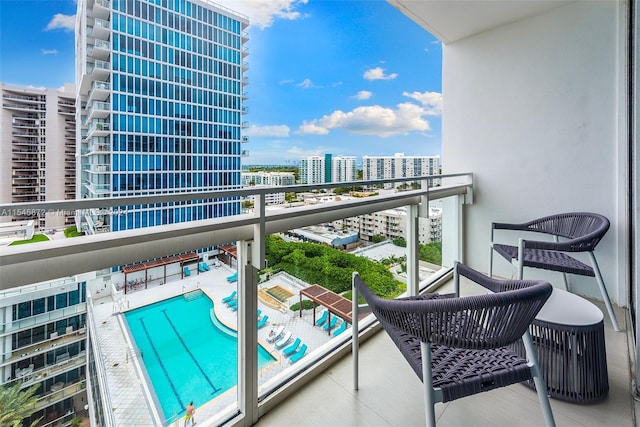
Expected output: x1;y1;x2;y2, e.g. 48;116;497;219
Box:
352;262;555;427
489;212;620;331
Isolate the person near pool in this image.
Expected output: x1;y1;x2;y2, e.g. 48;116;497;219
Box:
185;401;196;426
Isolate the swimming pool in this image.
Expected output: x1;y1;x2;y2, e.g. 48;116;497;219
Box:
124;291;276;421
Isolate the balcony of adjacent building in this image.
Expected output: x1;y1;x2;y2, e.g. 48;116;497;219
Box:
86;59;110;82
87;38;110;62
87;100;110;121
87;80;110;103
91;0;111;21
87;18;110;42
85;120;110;139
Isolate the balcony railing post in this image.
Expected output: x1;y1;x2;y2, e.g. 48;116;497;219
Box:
252;193;266;269
237;240;259;425
406;204;419;296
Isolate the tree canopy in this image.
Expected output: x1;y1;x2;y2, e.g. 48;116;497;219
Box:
265;235;403;299
0;383;41;427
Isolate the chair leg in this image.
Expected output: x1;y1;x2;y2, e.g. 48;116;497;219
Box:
522;331;556;427
421;341;437;427
588;252;621;332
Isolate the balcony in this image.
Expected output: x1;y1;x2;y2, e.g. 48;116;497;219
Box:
1;172;634;426
87;80;110;103
87;100;110;120
87;18;110;41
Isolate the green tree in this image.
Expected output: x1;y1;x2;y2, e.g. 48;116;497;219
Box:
371;234;386;243
0;382;42;427
392;237;407;247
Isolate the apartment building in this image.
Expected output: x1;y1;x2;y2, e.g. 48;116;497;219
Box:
299;155;325;184
75;0;249;233
331;156;357;183
362;152;440;188
0;83;76;230
333;205;442;244
241;171;295;187
0;277;88;426
300;154;357;184
241;171;295;206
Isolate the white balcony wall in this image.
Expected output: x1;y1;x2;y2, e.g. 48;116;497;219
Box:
440;1;628;306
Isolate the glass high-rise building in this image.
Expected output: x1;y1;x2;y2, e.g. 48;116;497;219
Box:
75;0;249;233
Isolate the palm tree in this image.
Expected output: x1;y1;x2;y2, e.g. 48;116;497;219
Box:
0;382;42;427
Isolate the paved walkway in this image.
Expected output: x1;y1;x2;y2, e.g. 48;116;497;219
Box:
91;263;345;426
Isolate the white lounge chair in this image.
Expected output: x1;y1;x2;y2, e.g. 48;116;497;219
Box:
268;325;285;343
275;331;292;349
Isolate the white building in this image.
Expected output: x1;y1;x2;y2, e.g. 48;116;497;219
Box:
0;83;76;230
0;276;88;426
333;205;442;244
362;152;440;188
241;171;295;187
331;156;357;183
299;155;326;184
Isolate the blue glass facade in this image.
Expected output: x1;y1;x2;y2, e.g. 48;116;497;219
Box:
79;0;248;232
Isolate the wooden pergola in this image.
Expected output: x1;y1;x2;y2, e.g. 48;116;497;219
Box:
218;244;237;266
121;252;199;294
299;284;364;335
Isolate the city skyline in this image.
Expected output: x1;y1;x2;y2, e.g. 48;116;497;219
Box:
0;0;443;165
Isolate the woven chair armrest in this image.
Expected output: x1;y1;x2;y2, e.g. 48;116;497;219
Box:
521;235;598;252
491;221;532;232
355;275;552;349
455;262;544;293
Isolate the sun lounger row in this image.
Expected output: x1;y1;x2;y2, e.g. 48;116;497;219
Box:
274;333;307;363
198;262;210;272
315;310;348;335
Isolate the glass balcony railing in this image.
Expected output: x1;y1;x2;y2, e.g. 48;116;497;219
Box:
0;173;473;427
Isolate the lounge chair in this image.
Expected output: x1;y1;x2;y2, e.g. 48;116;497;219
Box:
227;299;237;309
275;331;292;349
315;310;328;326
489;212;620;331
222;291;237;303
333;320;348;336
203;262;210;271
257;309;262;318
183;266;191;276
283;338;301;356
323;316;338;331
352;262;555;427
257;315;269;329
198;263;206;272
289;344;308;363
227;272;238;282
268;325;285;343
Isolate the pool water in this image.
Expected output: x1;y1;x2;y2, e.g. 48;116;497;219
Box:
124;291;276;421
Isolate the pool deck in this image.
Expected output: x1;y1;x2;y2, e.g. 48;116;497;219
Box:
91;263;344;426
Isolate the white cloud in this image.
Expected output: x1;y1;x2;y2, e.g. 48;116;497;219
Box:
354;90;373;100
403;91;442;116
297;102;430;137
41;49;59;55
297;78;314;88
297;121;330;135
45;14;75;32
363;67;398;81
214;0;309;29
244;124;290;138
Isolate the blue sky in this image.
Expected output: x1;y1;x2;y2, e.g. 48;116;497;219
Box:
0;0;442;165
